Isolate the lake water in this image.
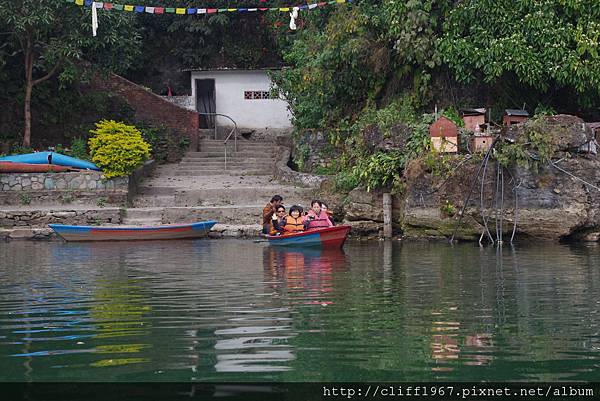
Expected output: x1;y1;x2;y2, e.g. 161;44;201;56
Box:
0;239;599;383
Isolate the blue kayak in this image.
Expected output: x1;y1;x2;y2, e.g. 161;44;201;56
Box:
0;152;100;170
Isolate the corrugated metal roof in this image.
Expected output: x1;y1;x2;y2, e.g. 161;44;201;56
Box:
505;109;529;116
461;108;486;116
182;67;284;72
585;122;600;130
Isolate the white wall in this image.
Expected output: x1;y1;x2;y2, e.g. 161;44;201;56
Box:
191;70;292;130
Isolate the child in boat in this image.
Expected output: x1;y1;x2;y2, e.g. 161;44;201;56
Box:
270;205;287;235
281;205;305;234
304;200;333;230
321;202;335;226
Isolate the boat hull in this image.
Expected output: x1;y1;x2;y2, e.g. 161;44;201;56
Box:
266;225;351;248
49;221;217;242
0;161;74;173
0;152;99;170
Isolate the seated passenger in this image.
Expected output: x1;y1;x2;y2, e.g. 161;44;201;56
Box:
282;205;305;234
304;200;333;230
270;205;287;235
321;202;335;226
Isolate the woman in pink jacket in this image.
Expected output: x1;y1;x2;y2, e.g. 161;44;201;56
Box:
304;200;333;230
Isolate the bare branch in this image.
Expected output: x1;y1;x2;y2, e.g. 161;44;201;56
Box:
31;58;64;86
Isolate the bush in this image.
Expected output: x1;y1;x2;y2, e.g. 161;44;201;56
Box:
88;120;151;178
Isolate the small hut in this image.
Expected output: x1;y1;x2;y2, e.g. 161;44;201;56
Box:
471;135;494;153
429;116;458;153
503;109;529;126
586;122;600;143
461;108;486;132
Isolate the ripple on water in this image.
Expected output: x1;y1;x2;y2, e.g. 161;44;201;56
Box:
0;240;599;381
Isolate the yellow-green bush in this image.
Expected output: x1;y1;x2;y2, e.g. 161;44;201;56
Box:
88;120;152;179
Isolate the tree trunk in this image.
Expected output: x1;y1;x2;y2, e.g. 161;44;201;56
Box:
23;35;33;148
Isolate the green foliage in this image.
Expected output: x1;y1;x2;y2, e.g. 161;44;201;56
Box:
439;0;600;101
69;138;88;161
495;118;558;172
88;120;151;179
139;124;188;163
19;193;32;206
440;199;456;218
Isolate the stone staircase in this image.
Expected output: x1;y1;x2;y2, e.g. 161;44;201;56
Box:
124;138;318;236
176;139;275;176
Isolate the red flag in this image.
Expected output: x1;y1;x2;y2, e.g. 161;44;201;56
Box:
154;7;164;14
103;3;113;10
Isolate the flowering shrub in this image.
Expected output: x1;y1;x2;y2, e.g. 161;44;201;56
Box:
88;120;151;178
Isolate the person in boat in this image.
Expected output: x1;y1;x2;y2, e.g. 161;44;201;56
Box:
271;205;287;235
263;195;283;234
304;200;333;230
321;202;335;226
281;205;305;234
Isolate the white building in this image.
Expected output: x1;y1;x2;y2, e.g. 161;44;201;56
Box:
189;69;293;132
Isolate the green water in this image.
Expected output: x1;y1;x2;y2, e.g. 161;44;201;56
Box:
0;240;599;382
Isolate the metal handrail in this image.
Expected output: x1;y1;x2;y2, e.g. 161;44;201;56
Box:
197;112;238;170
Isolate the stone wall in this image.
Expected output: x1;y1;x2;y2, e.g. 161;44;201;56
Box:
0;171;128;206
93;73;200;152
0;208;123;228
0;161;154;207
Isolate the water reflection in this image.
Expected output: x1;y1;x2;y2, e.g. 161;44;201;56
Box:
263;247;347;306
0;240;599;381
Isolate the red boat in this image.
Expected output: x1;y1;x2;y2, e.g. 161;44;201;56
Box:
266;225;351;248
0;161;76;173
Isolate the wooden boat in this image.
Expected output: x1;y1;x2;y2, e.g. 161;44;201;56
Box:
266;225;351;248
0;152;99;170
49;221;217;242
0;161;76;173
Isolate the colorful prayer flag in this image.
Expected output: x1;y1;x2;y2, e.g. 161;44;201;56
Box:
175;8;185;14
145;6;154;13
75;0;84;5
135;6;144;12
124;5;134;11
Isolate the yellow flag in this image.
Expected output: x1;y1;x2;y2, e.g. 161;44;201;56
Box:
176;8;185;14
336;0;346;3
124;5;134;11
75;0;83;5
227;8;237;12
279;7;290;11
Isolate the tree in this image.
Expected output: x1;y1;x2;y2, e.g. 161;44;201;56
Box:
439;0;600;101
0;0;141;147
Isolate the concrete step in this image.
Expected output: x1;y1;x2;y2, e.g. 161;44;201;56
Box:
136;186;176;196
200;140;267;146
132;195;175;207
181;156;276;162
123;207;163;219
184;151;270;158
178;162;275;168
162;205;268;225
174;170;271;176
121;217;162;225
174;187;316;207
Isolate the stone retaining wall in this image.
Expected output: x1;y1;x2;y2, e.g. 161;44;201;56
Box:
0;171;128;206
0;208;123;228
0;160;155;207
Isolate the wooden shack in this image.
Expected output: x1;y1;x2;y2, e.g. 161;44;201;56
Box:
471;135;495;153
461;108;486;132
429;116;458;153
503;109;529;126
586;122;600;143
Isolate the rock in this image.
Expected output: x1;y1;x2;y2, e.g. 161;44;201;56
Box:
44;178;55;190
31;182;43;190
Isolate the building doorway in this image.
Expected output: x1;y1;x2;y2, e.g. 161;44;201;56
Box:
196;79;216;129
